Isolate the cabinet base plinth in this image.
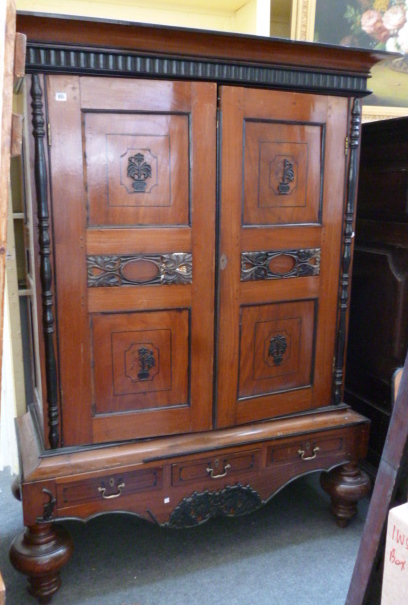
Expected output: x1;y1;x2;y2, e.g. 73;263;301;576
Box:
9;523;73;604
320;462;371;527
12;407;371;600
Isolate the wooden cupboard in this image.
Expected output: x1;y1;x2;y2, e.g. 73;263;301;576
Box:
9;14;385;602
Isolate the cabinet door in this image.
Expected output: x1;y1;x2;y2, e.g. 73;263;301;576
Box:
216;86;349;428
45;76;217;446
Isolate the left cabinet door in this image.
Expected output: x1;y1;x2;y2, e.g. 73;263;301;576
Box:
42;75;217;446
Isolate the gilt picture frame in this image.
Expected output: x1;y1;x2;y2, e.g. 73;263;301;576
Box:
290;0;316;41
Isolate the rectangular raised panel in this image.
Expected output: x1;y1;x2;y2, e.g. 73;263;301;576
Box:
238;300;316;399
85;112;189;227
171;449;260;486
92;309;189;414
57;467;163;507
243;121;323;226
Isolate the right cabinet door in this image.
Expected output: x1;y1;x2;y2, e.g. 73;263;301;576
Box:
216;86;349;428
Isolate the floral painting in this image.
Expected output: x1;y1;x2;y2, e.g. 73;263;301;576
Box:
314;1;408;49
345;1;407;51
314;0;408;107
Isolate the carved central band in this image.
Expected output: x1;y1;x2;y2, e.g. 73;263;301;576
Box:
87;253;192;287
241;248;321;282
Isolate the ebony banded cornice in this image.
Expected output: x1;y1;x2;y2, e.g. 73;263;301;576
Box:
17;13;390;97
25;43;368;95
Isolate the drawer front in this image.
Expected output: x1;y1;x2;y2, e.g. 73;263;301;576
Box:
172;449;260;486
267;433;345;467
58;467;163;507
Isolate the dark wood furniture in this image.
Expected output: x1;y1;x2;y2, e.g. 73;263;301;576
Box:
345;117;408;474
10;14;386;602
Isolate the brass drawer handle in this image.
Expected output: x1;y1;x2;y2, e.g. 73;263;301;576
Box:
206;463;231;479
98;481;125;499
298;447;320;461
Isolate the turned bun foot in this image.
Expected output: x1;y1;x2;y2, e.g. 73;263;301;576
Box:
320;462;371;528
9;522;73;603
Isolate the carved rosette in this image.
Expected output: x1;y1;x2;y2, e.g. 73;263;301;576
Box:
241;248;321;282
87;253;192;287
166;484;264;529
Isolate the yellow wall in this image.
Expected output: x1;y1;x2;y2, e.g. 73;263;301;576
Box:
16;0;280;35
233;0;271;36
270;0;291;38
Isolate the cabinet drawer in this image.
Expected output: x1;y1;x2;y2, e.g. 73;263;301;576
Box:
172;449;260;486
267;433;344;467
58;467;163;507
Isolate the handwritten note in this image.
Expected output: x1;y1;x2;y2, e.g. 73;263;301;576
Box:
382;503;408;604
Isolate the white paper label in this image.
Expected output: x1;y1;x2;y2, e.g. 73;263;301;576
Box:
55;92;67;102
382;503;408;604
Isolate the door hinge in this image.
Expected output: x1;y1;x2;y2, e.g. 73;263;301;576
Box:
344;136;349;156
47;123;52;146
